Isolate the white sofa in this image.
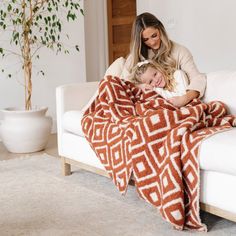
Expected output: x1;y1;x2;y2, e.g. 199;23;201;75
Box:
56;70;236;222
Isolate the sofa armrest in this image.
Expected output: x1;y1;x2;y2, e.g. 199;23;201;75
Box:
56;82;99;153
204;71;236;115
56;82;99;113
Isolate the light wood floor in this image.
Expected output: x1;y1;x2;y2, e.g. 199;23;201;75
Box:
0;134;59;161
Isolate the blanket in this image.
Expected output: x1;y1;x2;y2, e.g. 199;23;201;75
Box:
82;76;236;231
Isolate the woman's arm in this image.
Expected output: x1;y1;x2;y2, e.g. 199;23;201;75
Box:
167;90;199;107
165;43;206;107
172;42;207;98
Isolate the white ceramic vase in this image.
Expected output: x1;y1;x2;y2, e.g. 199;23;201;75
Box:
0;107;52;153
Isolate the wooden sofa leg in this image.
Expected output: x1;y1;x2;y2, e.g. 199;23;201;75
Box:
61;157;71;176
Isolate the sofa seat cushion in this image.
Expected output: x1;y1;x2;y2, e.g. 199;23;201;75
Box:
62;110;85;137
63;110;236;176
199;128;236;176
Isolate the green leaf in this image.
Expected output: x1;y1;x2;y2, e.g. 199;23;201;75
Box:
7;4;12;12
75;45;79;52
13;32;19;41
39;70;45;76
57;22;61;32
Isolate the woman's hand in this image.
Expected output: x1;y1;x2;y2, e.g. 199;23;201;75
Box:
167;95;188;107
167;90;200;107
137;83;154;92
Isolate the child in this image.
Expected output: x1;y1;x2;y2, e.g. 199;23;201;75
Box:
131;60;188;99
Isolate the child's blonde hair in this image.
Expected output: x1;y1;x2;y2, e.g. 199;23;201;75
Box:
131;60;175;91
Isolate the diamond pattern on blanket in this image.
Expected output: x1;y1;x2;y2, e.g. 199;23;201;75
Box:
82;76;236;231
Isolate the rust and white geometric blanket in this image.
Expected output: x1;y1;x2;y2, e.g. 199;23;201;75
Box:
82;76;236;231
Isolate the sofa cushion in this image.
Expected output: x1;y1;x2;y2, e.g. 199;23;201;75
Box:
199;128;236;176
104;56;126;78
63;109;236;176
62;110;84;137
204;70;236;115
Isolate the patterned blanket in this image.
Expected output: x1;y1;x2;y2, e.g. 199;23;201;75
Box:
82;76;236;231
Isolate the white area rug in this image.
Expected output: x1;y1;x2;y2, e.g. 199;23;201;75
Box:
0;154;236;236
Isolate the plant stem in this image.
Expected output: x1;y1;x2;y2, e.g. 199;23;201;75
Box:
22;0;32;110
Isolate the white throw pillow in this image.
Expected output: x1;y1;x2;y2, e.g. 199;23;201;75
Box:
104;57;126;78
81;90;98;113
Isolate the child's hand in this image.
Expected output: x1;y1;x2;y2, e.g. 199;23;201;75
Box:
137;83;154;92
167;95;188;107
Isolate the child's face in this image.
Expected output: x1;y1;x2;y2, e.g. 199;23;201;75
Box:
140;67;166;88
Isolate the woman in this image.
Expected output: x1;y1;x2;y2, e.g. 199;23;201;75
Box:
122;12;206;107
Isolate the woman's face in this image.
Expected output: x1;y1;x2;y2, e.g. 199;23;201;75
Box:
141;27;161;50
140;66;166;88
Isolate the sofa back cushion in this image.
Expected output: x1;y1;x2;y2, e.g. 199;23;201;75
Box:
204;71;236;115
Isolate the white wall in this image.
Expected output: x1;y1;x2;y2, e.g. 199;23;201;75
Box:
84;0;108;82
137;0;236;72
2;0;235;138
0;1;86;133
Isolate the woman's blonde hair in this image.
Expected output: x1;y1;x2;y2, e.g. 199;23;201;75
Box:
131;60;175;91
129;12;176;79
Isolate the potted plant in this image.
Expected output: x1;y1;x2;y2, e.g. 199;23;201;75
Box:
0;0;83;153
